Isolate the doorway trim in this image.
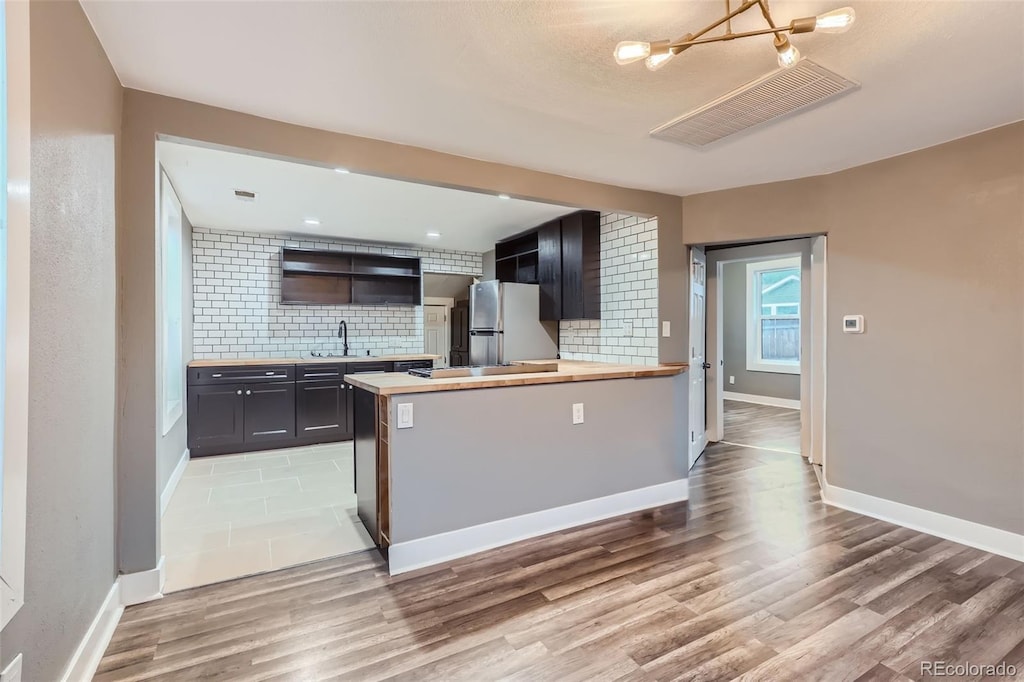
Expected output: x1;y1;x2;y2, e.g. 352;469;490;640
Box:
703;236;827;466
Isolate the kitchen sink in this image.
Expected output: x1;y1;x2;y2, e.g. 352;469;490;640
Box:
308;352;367;359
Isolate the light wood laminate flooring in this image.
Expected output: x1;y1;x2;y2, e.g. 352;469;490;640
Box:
99;443;1024;681
722;399;802;455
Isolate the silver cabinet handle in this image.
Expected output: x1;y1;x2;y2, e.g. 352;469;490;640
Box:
265;371;275;375
236;390;242;395
245;390;252;396
212;373;223;378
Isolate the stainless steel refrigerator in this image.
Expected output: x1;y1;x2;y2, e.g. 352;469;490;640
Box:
468;281;558;366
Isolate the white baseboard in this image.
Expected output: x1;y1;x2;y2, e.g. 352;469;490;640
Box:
161;448;190;516
724;391;800;410
821;482;1024;562
59;582;124;682
388;479;689;576
120;556;166;606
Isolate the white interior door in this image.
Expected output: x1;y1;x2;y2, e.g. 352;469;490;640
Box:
689;247;708;470
423;305;449;367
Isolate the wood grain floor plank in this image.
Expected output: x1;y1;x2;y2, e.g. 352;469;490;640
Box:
98;403;1024;680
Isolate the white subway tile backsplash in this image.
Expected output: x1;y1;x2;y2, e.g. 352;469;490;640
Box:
192;227;482;360
558;213;659;366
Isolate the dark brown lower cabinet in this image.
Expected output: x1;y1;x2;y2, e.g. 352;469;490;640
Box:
242;382;296;444
353;386;379;544
188;360;430;457
295;379;350;441
187;383;245;450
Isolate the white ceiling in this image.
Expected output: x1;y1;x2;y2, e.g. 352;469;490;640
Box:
157;141;573;251
85;1;1024;195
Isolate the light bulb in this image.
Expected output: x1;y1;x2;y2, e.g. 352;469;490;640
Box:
776;41;801;68
816;6;855;33
645;51;674;71
614;41;651;65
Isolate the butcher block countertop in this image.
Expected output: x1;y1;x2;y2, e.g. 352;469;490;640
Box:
344;360;688;396
188;354;439;368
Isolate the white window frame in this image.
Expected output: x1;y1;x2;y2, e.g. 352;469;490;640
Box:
159;171;184;435
746;256;801;375
2;0;30;629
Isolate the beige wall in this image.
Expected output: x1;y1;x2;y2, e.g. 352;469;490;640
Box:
118;89;687;573
0;1;122;679
684;122;1024;535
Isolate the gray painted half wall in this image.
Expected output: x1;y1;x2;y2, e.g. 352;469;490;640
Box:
388;374;689;543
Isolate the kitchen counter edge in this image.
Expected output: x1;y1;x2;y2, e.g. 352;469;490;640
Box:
188;354;440;368
345;361;689;395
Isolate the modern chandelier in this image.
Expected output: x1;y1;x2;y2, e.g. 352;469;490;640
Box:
613;1;855;71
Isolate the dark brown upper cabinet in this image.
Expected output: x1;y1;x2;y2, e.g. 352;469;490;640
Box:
559;211;601;321
280;248;422;306
496;210;600;321
494;231;539;285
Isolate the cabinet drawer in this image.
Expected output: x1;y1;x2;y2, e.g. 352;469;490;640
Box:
189;364;294;385
394;360;433;373
296;363;347;381
346;362;391;375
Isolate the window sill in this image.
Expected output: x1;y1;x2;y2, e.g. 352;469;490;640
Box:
746;362;800;375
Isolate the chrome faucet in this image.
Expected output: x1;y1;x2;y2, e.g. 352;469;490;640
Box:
337;320;349;356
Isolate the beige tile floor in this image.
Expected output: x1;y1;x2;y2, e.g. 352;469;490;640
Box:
161;441;374;592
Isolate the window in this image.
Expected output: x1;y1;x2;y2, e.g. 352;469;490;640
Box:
160;171;184;434
2;0;31;628
746;257;801;374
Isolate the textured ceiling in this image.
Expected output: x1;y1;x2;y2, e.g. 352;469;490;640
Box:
85;1;1024;195
157;141;572;251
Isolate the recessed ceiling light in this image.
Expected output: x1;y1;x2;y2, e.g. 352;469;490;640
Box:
304;218;321;226
334;167;350;174
426;231;442;239
497;194;511;200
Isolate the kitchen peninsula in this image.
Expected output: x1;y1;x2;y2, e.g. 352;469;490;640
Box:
346;359;690;574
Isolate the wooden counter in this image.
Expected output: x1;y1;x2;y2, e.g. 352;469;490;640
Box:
188;354;439;368
345;360;688;395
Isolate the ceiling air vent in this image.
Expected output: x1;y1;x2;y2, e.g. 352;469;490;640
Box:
650;60;858;148
233;189;257;201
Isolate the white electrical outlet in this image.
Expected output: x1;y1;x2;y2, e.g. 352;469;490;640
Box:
623;322;633;337
396;403;414;429
572;403;584;425
729;375;735;385
662;321;671;337
1;654;23;682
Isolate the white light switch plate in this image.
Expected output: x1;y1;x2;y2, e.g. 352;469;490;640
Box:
623;322;633;337
1;654;23;682
729;375;735;385
396;403;414;429
572;403;584;425
662;321;671;337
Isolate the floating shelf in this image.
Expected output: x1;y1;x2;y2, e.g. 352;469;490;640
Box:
281;248;422;306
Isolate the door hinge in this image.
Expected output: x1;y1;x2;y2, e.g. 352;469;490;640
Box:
691;431;695;443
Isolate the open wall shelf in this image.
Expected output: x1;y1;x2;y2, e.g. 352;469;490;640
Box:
280;248;422;306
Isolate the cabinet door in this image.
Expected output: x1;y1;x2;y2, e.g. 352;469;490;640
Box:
560;212;584;320
537;220;562;321
296;380;348;440
243;382;296;443
560;211;602;320
188;383;245;450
